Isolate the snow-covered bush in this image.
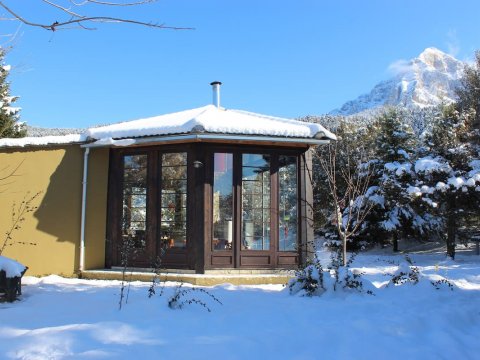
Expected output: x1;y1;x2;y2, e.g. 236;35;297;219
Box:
289;252;374;296
288;256;325;297
388;256;420;286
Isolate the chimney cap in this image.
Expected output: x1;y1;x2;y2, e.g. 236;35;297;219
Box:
210;81;222;86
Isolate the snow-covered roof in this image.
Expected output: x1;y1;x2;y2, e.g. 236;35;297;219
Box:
0;105;335;148
86;105;336;141
0;134;86;148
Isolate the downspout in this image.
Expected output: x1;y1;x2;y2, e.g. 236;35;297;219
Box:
79;147;90;272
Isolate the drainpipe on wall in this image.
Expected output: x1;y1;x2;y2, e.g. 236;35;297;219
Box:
79;147;90;272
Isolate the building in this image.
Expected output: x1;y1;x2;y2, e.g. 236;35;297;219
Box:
0;83;335;281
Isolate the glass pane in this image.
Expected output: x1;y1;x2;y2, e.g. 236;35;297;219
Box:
122;154;148;250
279;155;298;251
160;152;187;249
213;153;233;251
242;154;270;250
162;152;187;166
162;179;187;193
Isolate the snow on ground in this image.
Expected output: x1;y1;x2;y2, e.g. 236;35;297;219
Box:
1;249;480;360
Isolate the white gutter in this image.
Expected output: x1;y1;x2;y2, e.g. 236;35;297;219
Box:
79;147;90;272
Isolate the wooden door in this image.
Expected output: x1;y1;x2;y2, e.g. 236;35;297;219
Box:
115;152;154;268
237;153;275;267
207;149;300;270
107;148;191;269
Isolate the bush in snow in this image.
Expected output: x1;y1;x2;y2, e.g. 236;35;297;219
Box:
289;251;374;296
388;256;420;286
168;283;222;312
288;255;325;297
430;278;455;291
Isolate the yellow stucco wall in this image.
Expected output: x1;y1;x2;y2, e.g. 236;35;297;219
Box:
0;145;109;276
84;147;109;270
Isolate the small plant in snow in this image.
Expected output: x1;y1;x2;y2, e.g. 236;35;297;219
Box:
147;244;168;298
430;278;455;291
330;251;373;294
289;251;374;296
288;254;325;296
388;255;420;286
118;235;138;310
168;283;222;312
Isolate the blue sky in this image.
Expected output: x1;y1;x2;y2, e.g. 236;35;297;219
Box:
3;0;480;128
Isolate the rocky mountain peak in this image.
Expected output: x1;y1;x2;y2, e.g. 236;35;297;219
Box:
330;47;464;116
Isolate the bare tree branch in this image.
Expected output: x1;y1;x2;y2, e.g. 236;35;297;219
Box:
70;0;157;6
316;141;375;265
0;1;193;31
41;0;85;19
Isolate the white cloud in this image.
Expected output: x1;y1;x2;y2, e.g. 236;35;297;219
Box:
446;29;460;57
387;59;413;76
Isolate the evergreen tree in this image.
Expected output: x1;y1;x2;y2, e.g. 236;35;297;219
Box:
417;104;480;259
0;49;25;138
364;108;423;250
455;51;480;132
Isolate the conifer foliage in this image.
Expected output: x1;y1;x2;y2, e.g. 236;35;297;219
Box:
311;49;480;259
0;49;25;139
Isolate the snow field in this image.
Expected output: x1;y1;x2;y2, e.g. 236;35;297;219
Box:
1;251;480;360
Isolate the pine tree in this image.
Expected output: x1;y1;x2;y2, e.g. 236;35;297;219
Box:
0;49;25;138
417;104;480;259
455;51;480;132
365;108;422;251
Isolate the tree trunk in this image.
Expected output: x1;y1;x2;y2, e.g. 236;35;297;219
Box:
393;232;399;252
446;212;456;259
445;195;457;259
342;232;347;266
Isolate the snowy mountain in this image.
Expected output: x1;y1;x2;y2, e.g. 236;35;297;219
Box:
331;47;464;116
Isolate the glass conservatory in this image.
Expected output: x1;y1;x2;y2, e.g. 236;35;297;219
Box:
96;84;334;273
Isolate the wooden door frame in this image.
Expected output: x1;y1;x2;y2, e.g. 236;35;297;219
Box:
106;145;195;269
204;145;305;270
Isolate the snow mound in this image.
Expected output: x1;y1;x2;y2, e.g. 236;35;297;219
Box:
0;256;26;278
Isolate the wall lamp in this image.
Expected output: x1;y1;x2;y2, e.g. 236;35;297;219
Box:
193;160;204;169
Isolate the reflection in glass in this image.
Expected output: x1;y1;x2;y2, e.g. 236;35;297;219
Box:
213;153;233;251
122;154;148;249
279;156;298;251
160;152;187;249
242;154;270;250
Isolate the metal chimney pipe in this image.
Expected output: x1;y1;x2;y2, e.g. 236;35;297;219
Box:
210;81;222;108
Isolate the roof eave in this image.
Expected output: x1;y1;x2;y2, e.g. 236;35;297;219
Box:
81;133;330;148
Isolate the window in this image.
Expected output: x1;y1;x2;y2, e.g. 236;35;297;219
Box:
160;152;187;249
212;153;234;251
278;156;298;251
241;154;271;250
122;154;148;250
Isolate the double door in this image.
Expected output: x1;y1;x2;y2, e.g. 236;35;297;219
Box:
207;149;300;269
108;149;190;269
